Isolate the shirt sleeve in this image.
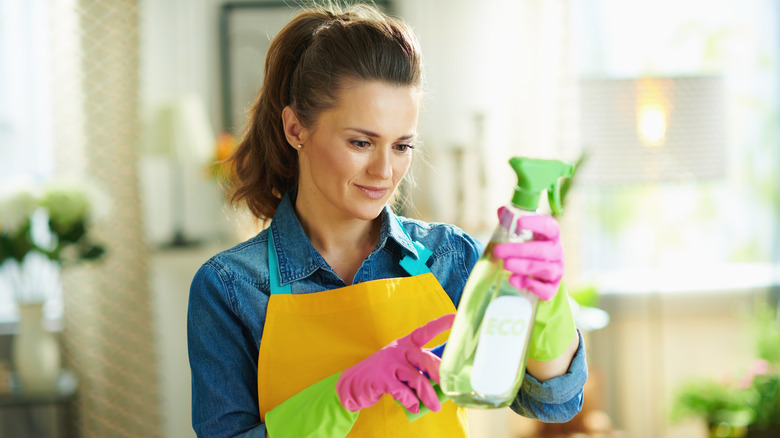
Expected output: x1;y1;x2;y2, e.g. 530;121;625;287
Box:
452;231;485;307
510;329;588;422
188;261;268;438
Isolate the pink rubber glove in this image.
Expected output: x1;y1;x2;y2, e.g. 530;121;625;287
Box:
492;207;564;301
335;313;455;414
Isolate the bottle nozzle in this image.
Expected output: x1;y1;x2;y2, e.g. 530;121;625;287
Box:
509;157;575;215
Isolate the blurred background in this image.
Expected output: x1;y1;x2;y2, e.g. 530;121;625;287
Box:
0;0;778;437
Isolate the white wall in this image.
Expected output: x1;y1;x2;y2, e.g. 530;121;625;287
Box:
139;2;228;437
139;0;229;247
400;0;579;232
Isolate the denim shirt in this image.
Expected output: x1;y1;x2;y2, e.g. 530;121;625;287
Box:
188;193;587;438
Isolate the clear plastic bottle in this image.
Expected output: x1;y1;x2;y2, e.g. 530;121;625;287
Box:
439;157;574;408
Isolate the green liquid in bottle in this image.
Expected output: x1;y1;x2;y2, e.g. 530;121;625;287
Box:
440;241;538;408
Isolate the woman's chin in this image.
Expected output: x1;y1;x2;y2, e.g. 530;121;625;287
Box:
348;202;388;222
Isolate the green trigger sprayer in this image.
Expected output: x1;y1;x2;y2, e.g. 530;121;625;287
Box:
510;156;574;216
439;156;574;408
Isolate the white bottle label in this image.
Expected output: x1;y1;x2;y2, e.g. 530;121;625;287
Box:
470;295;533;396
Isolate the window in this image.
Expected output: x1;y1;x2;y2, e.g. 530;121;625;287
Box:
0;0;53;181
573;0;780;291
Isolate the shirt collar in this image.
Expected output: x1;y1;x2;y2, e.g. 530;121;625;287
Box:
269;193;422;285
380;206;421;258
269;193;329;285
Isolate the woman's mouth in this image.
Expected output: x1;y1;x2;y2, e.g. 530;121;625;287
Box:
355;184;389;200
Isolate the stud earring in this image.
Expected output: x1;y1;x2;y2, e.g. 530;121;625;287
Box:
295;144;303;150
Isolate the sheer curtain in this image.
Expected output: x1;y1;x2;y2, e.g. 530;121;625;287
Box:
48;0;162;436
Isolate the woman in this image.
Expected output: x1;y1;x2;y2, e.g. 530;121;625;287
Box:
188;4;586;437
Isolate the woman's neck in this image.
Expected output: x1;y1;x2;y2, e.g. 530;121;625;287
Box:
294;198;382;285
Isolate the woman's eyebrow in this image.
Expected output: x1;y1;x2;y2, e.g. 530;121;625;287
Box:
346;127;416;141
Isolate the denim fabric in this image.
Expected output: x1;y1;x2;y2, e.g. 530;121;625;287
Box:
513;330;588;422
188;193;587;437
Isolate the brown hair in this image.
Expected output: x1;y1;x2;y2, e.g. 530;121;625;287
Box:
227;3;423;220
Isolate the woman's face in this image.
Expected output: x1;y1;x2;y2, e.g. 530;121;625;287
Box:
295;79;421;222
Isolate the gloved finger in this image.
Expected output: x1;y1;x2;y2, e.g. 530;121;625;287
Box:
509;275;559;301
515;215;560;241
496;208;560;241
405;348;443;383
386;377;422;413
503;258;564;283
493;241;563;262
396;367;442;412
408;313;455;348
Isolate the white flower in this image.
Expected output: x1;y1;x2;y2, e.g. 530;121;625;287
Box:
41;177;111;223
1;177;107;268
39;186;90;230
0;190;39;235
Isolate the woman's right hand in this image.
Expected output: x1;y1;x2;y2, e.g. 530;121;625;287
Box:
335;314;455;414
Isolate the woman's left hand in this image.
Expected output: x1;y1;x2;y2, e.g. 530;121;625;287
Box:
491;207;564;301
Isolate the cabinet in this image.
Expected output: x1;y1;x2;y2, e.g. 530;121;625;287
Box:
0;371;77;438
149;244;228;438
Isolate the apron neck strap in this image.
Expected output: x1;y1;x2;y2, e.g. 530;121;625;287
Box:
266;218;432;295
395;217;433;277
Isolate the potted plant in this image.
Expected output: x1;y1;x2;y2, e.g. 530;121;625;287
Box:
0;180;106;392
671;304;780;438
742;305;780;437
671;376;755;438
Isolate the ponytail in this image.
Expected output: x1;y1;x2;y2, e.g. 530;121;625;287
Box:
227;4;422;220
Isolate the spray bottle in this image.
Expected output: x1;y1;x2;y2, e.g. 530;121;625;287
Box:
439;156;574;408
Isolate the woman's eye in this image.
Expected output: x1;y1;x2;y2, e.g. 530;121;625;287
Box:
351;140;371;149
395;143;414;153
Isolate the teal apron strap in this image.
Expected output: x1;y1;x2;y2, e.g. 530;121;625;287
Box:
268;231;292;295
396;217;433;276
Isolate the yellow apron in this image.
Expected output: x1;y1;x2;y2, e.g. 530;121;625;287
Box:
258;229;469;437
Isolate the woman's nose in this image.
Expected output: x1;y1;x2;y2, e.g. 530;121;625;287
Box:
367;148;393;179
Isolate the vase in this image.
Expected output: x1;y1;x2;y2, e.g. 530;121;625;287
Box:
12;302;62;392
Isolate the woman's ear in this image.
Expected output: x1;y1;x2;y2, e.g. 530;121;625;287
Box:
281;106;306;147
